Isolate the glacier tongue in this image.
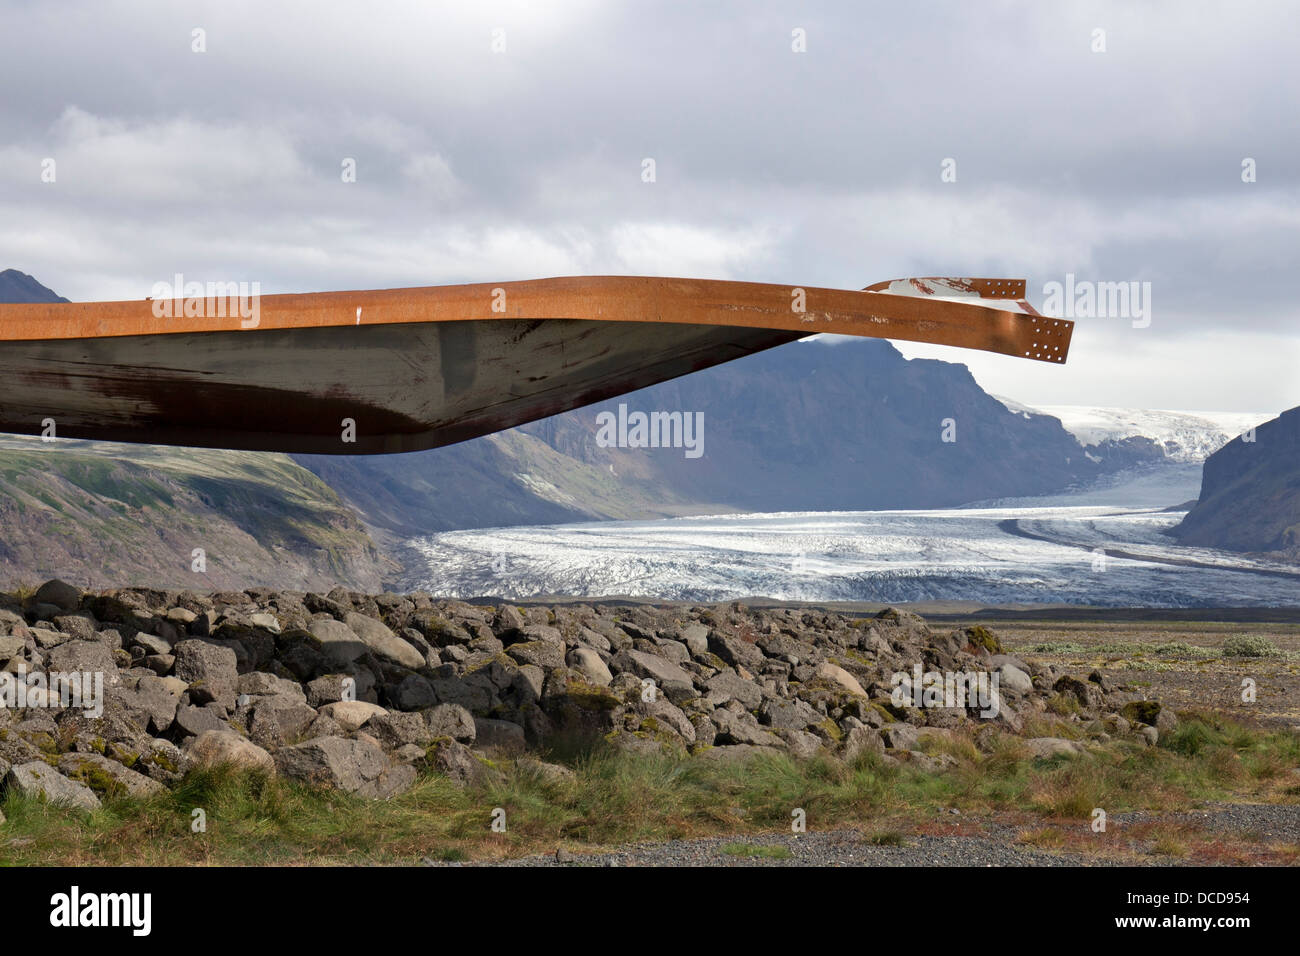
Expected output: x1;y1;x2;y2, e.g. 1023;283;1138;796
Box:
403;506;1299;607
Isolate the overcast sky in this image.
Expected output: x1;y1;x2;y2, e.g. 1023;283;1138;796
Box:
1;0;1296;413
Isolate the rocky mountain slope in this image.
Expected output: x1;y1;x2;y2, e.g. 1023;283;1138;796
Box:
0;268;69;303
297;339;1150;535
0;274;389;591
1172;406;1300;560
0;580;1177;805
0;436;391;591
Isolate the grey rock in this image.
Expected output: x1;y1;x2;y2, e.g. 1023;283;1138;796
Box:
58;752;166;797
3;761;100;810
779;729;824;759
506;640;565;670
1024;737;1085;758
184;729;276;772
705;671;764;710
117;675;180;734
473;717;526;753
46;641;120;687
707;631;766;670
132;633;173;657
711;709;782;747
344;612;424;670
33;579;81;612
53;614;97;641
427;738;491;786
235;671;307;704
880;724;953;751
173;640;238;707
367;710;432;748
842;725;885;761
393;673;437;710
424;703;476;744
610;649;694;691
677;622;709;656
173;704;229;737
308;618;368;666
759;697;820;732
275;736;412;798
697;743;782;764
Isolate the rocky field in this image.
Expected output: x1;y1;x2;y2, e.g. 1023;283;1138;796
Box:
0;579;1185;811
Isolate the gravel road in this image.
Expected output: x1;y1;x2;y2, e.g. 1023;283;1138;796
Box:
429;803;1300;867
433;827;1165;867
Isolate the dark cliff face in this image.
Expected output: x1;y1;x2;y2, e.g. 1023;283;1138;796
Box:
0;269;68;303
1172;406;1300;559
297;338;1117;533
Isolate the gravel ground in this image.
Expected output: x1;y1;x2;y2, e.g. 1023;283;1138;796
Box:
432;827;1178;867
1114;802;1300;843
429;804;1300;867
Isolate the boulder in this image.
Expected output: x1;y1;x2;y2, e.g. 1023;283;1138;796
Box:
308;618;368;666
3;761;100;810
424;703;476;744
707;632;766;670
998;664;1034;696
319;700;388;732
1024;737;1085;759
610;649;694;691
33;579;81;612
842;725;885;761
393;673;437;710
814;662;867;697
173;704;230;738
427;738;491;786
704;671;765;709
58;752;167;797
366;710;432;749
473;717;527;753
697;743;782;764
343;612;425;670
567;647;613;686
173;640;238;707
46;640;121;687
274;736;412;798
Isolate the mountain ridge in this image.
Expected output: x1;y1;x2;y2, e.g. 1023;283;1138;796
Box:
1172;406;1300;561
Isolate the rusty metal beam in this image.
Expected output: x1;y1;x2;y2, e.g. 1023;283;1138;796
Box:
0;275;1073;454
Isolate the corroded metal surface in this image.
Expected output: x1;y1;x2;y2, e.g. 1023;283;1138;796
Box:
0;275;1073;454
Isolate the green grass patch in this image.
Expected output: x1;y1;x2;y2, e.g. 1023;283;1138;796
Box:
720;842;792;859
2;711;1295;864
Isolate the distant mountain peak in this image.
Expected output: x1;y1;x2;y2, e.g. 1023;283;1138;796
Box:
996;399;1273;463
0;269;69;304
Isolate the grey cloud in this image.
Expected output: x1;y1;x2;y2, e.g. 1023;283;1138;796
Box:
0;0;1296;410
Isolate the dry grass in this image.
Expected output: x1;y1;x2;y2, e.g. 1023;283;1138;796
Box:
2;709;1297;865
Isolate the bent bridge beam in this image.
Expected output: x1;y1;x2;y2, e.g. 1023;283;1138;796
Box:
0;275;1073;455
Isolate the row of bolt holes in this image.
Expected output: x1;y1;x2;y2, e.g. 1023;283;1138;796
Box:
1028;321;1066;360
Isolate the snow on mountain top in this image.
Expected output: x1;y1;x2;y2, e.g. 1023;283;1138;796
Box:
992;400;1274;462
